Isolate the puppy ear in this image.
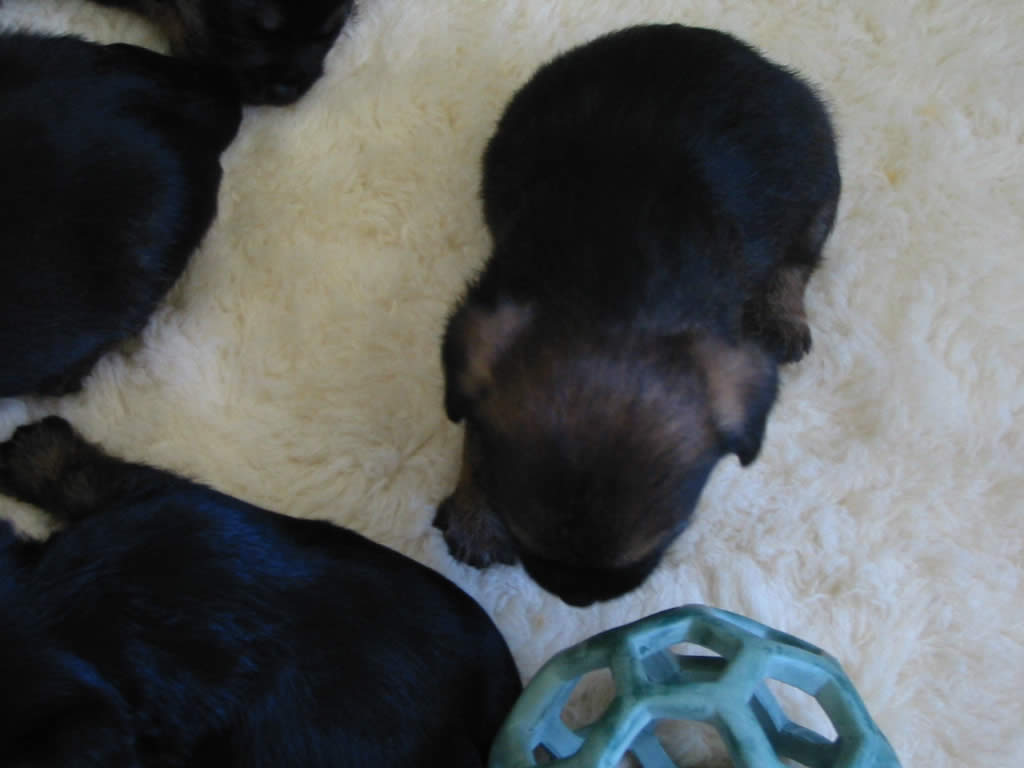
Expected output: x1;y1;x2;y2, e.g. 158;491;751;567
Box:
693;336;778;466
441;301;533;422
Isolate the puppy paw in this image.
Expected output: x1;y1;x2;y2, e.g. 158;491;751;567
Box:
434;496;517;569
759;317;813;364
744;265;815;365
0;417;92;502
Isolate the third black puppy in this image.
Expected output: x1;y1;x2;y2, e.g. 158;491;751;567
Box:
0;417;520;767
0;32;240;398
436;25;840;606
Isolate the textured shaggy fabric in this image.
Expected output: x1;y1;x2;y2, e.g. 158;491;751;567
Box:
1;0;1022;765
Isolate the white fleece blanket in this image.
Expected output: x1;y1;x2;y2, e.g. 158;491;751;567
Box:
1;1;1021;765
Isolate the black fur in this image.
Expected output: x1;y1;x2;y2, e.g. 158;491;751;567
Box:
437;25;840;605
0;32;240;398
90;0;355;104
0;417;521;767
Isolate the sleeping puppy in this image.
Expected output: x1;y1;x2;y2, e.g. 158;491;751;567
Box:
0;32;240;398
89;0;355;104
0;416;521;767
435;25;840;607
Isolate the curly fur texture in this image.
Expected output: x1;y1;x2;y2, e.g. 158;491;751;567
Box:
0;0;1021;765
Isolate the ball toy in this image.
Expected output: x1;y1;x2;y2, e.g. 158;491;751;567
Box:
490;605;901;768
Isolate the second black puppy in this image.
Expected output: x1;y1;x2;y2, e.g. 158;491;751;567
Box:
436;25;841;606
0;32;240;398
0;417;521;767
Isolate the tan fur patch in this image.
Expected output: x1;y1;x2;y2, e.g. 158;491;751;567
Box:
767;265;811;324
480;335;717;475
476;337;717;566
693;337;772;436
457;302;533;403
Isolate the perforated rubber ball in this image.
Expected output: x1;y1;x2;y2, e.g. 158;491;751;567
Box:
489;605;901;768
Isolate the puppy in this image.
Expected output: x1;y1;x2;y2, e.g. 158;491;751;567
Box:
435;25;840;606
0;416;522;767
90;0;355;104
0;32;240;398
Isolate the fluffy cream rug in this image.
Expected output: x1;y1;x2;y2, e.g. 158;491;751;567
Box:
2;0;1021;764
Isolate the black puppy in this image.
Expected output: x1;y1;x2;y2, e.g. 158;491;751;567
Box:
90;0;355;104
436;25;840;606
0;416;521;767
0;32;240;398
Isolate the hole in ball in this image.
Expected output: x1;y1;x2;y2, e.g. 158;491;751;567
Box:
764;679;838;742
560;667;616;731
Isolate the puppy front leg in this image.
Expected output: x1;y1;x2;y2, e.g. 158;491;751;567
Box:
743;195;837;364
433;426;516;568
0;416;181;523
742;264;814;364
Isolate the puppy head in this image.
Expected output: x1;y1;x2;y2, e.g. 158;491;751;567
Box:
443;303;777;606
168;0;354;104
